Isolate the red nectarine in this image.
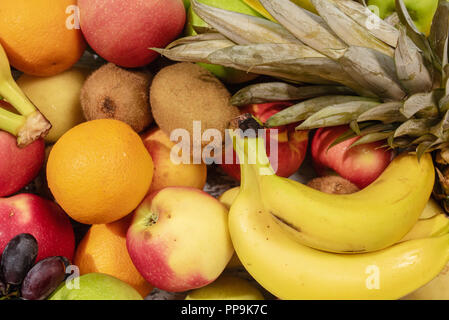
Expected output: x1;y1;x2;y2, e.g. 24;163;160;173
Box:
0;131;45;197
78;0;186;67
311;126;394;189
0;194;75;262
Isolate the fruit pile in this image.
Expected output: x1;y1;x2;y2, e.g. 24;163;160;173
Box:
1;0;449;301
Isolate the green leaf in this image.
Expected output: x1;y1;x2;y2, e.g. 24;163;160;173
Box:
429;1;449;71
395;0;441;71
401;91;442;119
350;120;361;136
394;118;439;138
191;0;302;45
259;0;348;60
230;83;354;106
295;100;380;130
266;95;375;127
311;0;394;57
339;46;406;101
394;26;433;95
327;122;379;149
348;131;394;149
416;141;434;160
357;101;406;123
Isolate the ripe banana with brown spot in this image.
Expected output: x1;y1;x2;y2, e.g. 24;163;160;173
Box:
229;133;449;300
255;151;435;253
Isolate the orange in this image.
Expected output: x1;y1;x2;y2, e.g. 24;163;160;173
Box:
0;0;86;76
47;119;154;225
74;214;153;298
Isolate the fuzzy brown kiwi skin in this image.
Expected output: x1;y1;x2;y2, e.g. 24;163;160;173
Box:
307;176;360;194
149;63;241;154
80;63;153;133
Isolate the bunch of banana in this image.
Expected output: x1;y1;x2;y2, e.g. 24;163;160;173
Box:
156;0;449;215
224;116;449;300
0;43;51;147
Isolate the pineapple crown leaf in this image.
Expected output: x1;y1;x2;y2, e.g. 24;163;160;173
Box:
161;0;449;153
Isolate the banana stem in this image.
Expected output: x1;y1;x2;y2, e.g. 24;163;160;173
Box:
0;107;25;136
0;80;36;116
0;43;51;146
231;128;276;193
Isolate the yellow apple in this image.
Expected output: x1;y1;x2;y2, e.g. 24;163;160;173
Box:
17;68;89;143
127;187;234;292
142;128;207;194
185;275;265;300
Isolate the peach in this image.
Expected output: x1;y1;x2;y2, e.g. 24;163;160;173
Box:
126;187;234;292
142;128;207;194
78;0;186;67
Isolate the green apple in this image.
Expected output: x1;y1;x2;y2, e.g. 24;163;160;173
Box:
48;273;143;300
367;0;439;35
186;0;261;84
185;276;264;300
17;67;89;143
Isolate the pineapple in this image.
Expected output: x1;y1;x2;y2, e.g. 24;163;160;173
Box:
155;0;449;210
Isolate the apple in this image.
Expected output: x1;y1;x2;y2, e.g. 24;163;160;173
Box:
0;128;45;197
141;128;207;194
0;193;75;262
185;275;264;300
220;102;309;180
78;0;186;68
48;273;143;300
185;0;261;83
127;187;234;292
367;0;438;35
16;68;89;143
311;125;394;189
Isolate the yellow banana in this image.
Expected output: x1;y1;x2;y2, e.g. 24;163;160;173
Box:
399;213;449;243
0;43;51;146
229;133;449;300
402;263;449;300
256;151;435;253
419;198;444;220
221;188;447;244
219;187;240;209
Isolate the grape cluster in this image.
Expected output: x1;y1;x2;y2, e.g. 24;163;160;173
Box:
0;234;70;300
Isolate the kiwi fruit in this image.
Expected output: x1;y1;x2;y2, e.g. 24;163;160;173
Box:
80;63;153;133
150;63;240;153
307;176;360;194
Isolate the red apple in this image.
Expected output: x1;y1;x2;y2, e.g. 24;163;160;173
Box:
127;187;233;292
0;130;45;197
311;125;394;189
0;194;75;262
78;0;186;68
220;102;309;180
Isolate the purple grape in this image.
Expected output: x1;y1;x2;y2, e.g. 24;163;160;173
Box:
1;234;38;285
21;256;67;300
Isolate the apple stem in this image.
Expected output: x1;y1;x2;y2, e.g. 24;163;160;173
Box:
144;211;159;227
